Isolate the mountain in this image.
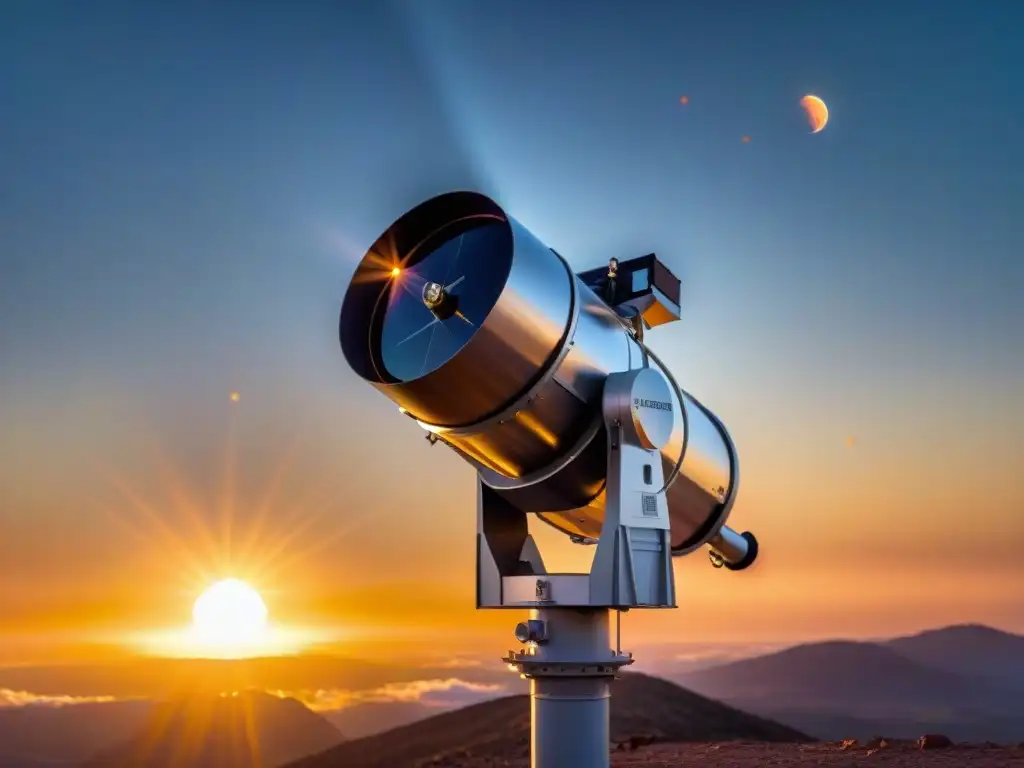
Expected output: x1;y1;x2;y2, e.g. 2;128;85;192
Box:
288;672;810;768
679;626;1024;743
886;624;1024;683
0;699;150;766
682;640;977;710
83;690;343;767
324;700;437;740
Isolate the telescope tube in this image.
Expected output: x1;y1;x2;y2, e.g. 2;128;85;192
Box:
339;191;756;567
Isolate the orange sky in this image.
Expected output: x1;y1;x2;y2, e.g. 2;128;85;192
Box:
1;351;1021;665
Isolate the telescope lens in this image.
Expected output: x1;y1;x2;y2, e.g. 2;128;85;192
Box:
373;218;512;382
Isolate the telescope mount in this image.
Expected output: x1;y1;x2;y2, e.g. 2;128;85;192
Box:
477;366;677;768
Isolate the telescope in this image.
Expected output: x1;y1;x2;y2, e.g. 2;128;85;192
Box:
338;191;759;768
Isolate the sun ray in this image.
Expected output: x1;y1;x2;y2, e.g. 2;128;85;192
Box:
233;465;350;579
85;397;360;658
243;693;262;766
235;427;309;568
219;401;239;566
92;468;211;583
254;508;373;584
149;447;223;567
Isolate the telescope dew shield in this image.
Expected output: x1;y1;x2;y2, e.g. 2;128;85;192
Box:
340;192;596;480
339;191;749;560
340;193;575;430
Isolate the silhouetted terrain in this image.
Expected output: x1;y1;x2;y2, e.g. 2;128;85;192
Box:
0;699;149;766
2;624;1021;765
680;625;1024;742
418;741;1024;767
324;700;437;739
289;672;810;768
82;690;343;767
886;624;1024;684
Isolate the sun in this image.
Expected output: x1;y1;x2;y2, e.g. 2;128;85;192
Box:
130;575;340;658
191;578;268;649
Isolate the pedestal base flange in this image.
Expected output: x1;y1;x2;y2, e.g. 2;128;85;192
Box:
503;650;634;679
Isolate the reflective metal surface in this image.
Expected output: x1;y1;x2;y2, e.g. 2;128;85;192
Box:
340;192;573;431
506;333;738;554
707;527;758;571
339;191;747;557
553;283;632;404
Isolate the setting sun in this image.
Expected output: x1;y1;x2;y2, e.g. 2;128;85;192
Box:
129;576;343;659
192;578;268;646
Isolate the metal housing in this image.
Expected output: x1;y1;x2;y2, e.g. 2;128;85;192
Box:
339;191;744;557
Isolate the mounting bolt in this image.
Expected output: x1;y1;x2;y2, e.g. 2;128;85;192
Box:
535;579;552;602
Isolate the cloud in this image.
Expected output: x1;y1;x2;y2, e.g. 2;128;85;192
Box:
427;657;484;669
672;642;783;664
0;689;119;708
0;678;505;714
272;677;504;712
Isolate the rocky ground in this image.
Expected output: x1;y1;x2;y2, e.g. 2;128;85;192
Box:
417;740;1024;767
609;741;1024;767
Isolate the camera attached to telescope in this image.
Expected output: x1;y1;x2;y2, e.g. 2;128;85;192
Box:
576;253;683;334
337;190;759;768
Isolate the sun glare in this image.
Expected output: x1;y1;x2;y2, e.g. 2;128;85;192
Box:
192;578;268;646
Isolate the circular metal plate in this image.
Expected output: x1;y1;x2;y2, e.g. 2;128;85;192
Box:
627;368;675;451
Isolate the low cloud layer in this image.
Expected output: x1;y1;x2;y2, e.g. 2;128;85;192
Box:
427;657;485;669
0;677;505;714
671;643;783;664
273;677;505;712
0;689;119;707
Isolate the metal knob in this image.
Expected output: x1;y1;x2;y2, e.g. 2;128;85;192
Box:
514;619;548;644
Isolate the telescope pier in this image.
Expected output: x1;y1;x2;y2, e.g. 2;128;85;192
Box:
505;605;632;768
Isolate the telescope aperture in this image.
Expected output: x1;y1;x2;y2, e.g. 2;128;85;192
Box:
374;218;512;383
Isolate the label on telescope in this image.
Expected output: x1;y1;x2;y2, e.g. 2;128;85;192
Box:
634;398;672;412
625;368;675;451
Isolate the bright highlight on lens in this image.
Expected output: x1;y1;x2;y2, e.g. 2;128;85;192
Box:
391;267;401;277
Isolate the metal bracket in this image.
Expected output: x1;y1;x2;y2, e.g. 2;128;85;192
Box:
476;369;676;610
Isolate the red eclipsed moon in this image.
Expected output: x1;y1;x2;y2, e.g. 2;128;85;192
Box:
800;94;829;133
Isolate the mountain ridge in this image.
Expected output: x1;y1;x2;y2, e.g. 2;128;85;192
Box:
679;624;1024;742
82;689;343;768
288;672;811;768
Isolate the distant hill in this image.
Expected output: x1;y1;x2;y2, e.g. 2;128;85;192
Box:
83;690;343;768
679;625;1024;743
0;699;150;766
682;640;977;710
289;672;810;768
886;624;1024;683
324;700;438;740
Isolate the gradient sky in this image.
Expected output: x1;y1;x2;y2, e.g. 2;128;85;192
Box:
1;1;1022;663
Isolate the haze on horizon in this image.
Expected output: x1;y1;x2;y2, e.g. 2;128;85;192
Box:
0;1;1021;666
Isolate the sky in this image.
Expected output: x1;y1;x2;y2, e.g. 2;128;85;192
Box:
0;1;1022;665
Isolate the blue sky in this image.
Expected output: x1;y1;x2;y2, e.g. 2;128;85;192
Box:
0;1;1021;648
